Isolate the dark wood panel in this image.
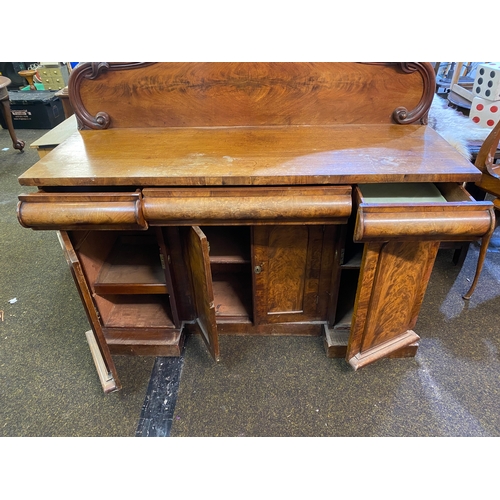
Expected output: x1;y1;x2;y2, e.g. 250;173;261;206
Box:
363;241;437;348
161;227;196;322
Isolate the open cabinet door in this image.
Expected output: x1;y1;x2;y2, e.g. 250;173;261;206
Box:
346;240;438;370
57;231;121;393
186;226;220;361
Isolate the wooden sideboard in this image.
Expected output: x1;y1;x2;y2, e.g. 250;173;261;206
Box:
17;63;496;392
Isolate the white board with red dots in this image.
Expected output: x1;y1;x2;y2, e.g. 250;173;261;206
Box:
470;96;500;128
472;63;500;101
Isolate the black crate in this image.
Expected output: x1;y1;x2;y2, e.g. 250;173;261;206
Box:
0;90;65;129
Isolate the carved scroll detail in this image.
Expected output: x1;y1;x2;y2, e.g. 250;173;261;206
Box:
392;62;435;125
68;62;154;130
362;62;435;125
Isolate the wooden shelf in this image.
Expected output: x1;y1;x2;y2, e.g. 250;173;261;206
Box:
212;272;252;319
98;295;175;329
103;326;184;356
95;241;167;294
201;226;251;264
333;309;353;331
341;251;363;269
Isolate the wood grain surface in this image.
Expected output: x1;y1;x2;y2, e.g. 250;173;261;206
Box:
186;226;220;361
346;240;440;367
70;62;429;129
18;125;481;187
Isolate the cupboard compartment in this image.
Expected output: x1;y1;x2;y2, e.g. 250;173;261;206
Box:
94;236;168;295
212;270;253;322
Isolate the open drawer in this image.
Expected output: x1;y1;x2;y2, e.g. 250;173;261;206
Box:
353;182;494;242
335;182;496;371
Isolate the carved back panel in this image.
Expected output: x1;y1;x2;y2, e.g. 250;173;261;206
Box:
68;62;435;130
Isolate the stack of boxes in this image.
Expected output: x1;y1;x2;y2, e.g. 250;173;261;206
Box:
470;63;500;128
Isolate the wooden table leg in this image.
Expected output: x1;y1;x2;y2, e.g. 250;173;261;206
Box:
0;76;25;152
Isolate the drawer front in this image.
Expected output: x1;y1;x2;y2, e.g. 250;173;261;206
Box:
142;186;352;225
17;191;147;230
354;183;495;241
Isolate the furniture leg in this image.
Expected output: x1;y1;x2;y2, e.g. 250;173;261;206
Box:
0;78;25;152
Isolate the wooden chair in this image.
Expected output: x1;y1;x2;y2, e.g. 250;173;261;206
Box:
463;119;500;299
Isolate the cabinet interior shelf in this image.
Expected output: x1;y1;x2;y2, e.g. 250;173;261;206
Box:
212;272;252;319
341;251;363;269
333;309;353;331
201;226;251;264
94;241;167;294
98;295;175;329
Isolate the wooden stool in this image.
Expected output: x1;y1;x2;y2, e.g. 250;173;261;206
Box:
0;76;25;152
17;69;37;91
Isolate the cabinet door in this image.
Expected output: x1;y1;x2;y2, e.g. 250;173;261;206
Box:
345;240;438;369
253;225;333;324
186;226;220;361
345;182;495;369
57;231;120;393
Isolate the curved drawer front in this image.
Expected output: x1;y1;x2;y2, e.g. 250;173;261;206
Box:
355;207;494;241
142;186;352;225
17;192;147;230
354;183;495;242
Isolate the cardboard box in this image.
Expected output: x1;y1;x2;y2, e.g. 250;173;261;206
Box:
0;90;65;129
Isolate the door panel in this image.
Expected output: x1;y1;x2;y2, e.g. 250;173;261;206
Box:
346;240;439;369
57;231;121;393
267;226;308;313
186;226;220;361
253;225;328;325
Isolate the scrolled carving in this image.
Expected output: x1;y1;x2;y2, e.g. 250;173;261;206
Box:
88;62;110;80
362;62;435;125
68;62;154;130
94;111;111;129
392;106;411;123
475;119;500;178
392;62;435;125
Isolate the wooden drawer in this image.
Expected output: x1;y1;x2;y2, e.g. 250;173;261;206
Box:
17;191;147;230
142;186;352;225
353;182;495;242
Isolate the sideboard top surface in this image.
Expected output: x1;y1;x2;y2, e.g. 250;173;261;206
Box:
18;124;481;187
